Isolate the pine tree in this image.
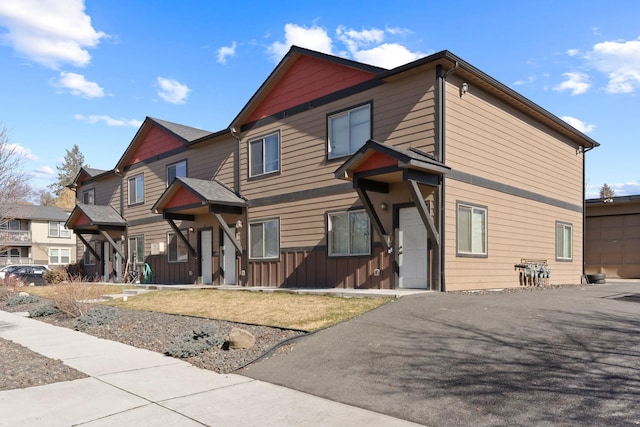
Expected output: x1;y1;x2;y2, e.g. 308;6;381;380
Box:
48;144;86;197
599;183;615;199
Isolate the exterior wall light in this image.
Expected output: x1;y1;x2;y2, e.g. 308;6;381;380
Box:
460;82;469;97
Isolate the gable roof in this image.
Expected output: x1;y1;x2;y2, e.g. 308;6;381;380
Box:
68;166;114;188
231;46;385;128
115;117;214;170
65;203;126;231
152;177;248;214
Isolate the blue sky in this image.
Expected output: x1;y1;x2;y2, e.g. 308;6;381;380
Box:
0;0;638;199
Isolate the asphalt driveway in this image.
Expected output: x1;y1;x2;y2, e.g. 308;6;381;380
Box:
240;281;640;426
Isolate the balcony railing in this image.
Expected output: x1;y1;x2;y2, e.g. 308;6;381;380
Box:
0;230;32;243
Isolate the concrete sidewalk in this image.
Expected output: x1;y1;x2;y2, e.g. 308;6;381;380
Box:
0;310;420;427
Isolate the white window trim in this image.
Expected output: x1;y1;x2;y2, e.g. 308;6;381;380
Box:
248;132;280;178
49;248;71;265
556;222;573;261
456;202;488;257
327;209;371;256
128;236;144;264
248;219;280;260
49;221;70;238
327;103;371;160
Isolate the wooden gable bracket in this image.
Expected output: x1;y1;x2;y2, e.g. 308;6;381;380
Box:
166;219;197;257
355;187;391;250
100;231;126;260
406;179;440;246
77;234;101;263
212;212;242;253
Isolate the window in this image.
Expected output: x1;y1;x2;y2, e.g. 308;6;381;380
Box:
556;222;573;261
128;236;144;264
167;160;187;186
83;242;96;266
49;248;71;265
82;189;95;205
168;232;188;262
457;202;487;256
328;104;371;159
128;174;144;205
328;210;371;256
49;221;70;238
249;219;279;259
249;133;280;177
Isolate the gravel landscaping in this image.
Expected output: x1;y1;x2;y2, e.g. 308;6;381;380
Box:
1;299;306;391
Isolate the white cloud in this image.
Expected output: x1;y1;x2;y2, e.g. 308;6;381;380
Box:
561;116;595;133
566;49;579;57
52;71;104;98
7;143;37;161
351;43;424;69
337;26;385;53
31;166;55;179
156;77;191;104
514;75;537;86
0;0;106;69
217;41;237;64
588;38;640;94
267;23;333;62
74;114;142;127
554;72;590;95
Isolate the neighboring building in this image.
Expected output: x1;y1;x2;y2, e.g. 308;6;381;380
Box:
66;46;599;291
585;195;640;279
0;204;75;266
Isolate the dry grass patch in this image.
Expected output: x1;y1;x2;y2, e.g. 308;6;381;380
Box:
26;284;128;300
108;290;393;331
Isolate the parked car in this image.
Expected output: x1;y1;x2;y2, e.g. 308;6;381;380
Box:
5;265;49;285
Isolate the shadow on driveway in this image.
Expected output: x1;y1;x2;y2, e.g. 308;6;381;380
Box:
241;284;640;426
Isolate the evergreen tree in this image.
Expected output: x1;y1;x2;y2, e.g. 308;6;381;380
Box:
599;183;615;199
49;144;86;197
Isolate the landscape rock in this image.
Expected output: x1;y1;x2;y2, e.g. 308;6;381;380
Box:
228;327;256;349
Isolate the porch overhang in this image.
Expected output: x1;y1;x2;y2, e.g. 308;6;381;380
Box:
66;204;127;260
152;177;247;254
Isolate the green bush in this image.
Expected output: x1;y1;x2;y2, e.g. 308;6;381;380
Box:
29;304;60;318
6;293;39;306
166;325;225;358
76;306;117;329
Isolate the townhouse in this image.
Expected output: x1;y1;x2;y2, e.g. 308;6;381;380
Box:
66;46;599;291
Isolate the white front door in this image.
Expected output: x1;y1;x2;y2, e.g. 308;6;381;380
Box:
200;229;213;285
398;207;428;289
103;241;110;282
222;227;236;285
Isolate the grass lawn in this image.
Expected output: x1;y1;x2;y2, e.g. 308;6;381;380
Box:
107;289;394;331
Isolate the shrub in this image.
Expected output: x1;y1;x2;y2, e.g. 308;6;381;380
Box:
0;276;26;301
44;268;69;285
29;304;60;318
166;325;225;358
66;263;84;277
76;306;117;329
6;293;39;306
48;277;104;317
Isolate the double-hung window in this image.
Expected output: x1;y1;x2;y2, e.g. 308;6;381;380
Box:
49;248;71;265
167;232;188;262
457;202;487;256
328;104;371;159
328;210;371;256
128;174;144;205
249;132;280;177
167;160;187;186
556;222;573;261
249;219;279;259
83;189;95;205
49;221;70;238
128;236;144;264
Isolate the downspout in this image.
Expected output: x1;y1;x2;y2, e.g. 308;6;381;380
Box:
230;127;242;196
115;167;126;281
230;126;248;285
581;145;596;280
435;61;459;292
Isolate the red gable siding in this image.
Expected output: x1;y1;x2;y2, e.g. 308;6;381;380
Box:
127;126;184;166
247;55;376;123
74;212;91;227
355;152;398;173
164;186;202;209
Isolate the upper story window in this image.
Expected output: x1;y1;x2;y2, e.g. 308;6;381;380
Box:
328;209;371;256
457;202;487;257
249;218;279;259
328;103;371;160
0;220;21;230
82;189;95;205
49;221;70;238
167;160;187;186
128;174;144;205
249;132;280;177
556;222;573;261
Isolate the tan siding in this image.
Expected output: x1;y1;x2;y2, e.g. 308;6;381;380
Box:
445;180;583;290
446;76;583;203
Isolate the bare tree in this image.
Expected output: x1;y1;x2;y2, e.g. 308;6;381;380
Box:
599;183;615;200
0;125;32;221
